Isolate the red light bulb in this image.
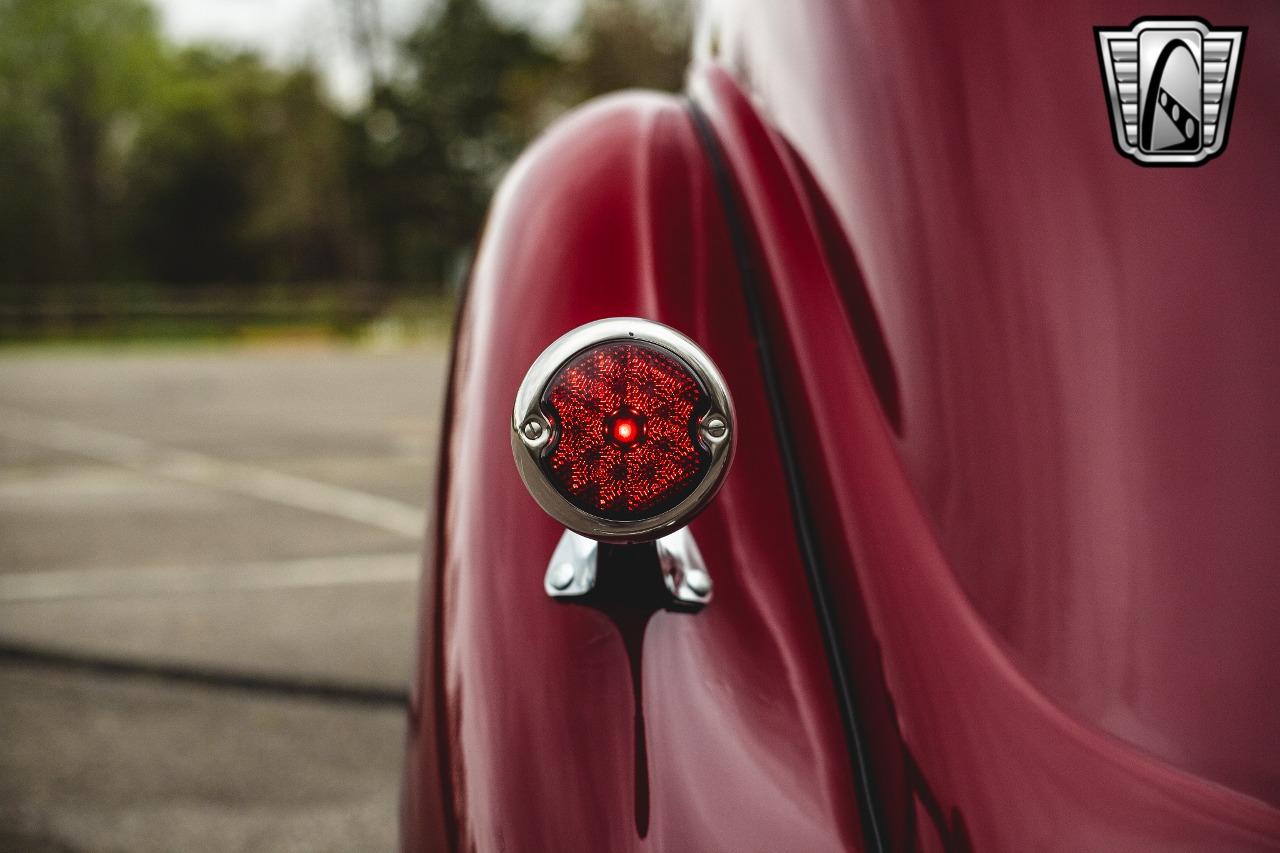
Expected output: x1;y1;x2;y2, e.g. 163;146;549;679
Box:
611;416;639;445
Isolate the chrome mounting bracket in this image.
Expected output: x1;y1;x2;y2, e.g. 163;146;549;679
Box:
544;527;712;612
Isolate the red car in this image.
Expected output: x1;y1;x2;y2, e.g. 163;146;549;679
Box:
403;1;1280;850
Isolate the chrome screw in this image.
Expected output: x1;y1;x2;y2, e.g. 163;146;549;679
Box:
520;417;549;447
700;415;728;441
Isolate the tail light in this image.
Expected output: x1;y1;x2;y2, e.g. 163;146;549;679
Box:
512;318;735;542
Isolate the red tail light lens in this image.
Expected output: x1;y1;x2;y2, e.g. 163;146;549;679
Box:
543;342;707;520
512;318;735;542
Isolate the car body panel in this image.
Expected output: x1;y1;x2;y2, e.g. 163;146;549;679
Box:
406;1;1280;848
695;2;1280;805
691;61;1279;851
403;93;866;852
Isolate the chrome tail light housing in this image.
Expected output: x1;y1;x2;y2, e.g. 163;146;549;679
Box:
512;318;735;542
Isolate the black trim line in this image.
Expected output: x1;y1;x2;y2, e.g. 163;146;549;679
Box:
685;99;888;853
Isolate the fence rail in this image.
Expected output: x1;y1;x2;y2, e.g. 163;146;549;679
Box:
0;296;454;342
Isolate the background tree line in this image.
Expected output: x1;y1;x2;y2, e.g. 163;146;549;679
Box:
0;0;689;314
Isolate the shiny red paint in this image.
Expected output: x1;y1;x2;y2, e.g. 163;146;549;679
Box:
689;0;1280;846
404;94;865;851
692;61;1279;850
406;2;1280;849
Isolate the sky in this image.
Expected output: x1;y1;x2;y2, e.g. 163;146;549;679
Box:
147;0;582;107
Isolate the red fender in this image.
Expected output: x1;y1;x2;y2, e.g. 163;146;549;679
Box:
403;92;867;852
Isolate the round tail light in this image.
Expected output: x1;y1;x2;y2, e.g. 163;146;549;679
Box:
512;318;735;542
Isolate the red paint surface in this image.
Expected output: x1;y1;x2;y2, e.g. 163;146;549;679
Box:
404;94;865;851
688;0;1280;844
406;3;1280;849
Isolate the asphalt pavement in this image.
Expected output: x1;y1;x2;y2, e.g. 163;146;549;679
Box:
0;343;449;852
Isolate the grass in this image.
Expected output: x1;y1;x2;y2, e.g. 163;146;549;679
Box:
0;289;458;350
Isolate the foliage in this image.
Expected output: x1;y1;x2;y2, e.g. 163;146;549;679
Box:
0;0;164;286
569;0;692;97
349;0;564;287
126;49;354;286
0;0;691;301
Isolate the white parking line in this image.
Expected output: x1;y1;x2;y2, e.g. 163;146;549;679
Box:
0;406;425;538
0;552;421;602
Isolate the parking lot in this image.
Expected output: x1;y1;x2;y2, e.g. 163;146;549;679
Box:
0;344;448;852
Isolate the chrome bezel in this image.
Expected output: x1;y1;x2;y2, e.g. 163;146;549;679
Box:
512;318;736;543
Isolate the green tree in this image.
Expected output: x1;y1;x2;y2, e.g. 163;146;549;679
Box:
349;0;563;288
349;0;692;291
0;0;695;306
568;0;691;98
0;0;163;289
126;49;356;286
125;49;259;285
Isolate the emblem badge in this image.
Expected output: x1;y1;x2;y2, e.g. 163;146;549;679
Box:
1096;18;1246;165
